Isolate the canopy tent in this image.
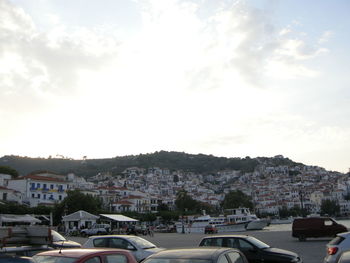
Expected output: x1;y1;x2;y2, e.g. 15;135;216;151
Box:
100;214;138;222
0;214;41;226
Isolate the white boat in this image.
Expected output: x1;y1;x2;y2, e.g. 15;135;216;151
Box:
224;208;268;231
175;215;226;233
175;208;268;233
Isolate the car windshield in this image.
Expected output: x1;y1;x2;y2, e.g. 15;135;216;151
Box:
127;237;157;249
246;237;270;249
32;255;76;263
144;259;211;263
51;231;67;242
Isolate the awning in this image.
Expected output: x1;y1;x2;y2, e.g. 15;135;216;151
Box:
100;214;138;222
62;210;99;221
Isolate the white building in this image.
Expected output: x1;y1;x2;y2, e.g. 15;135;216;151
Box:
7;173;69;207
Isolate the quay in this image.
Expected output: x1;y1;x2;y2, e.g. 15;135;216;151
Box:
70;229;331;263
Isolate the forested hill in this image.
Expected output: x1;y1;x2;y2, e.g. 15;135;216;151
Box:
0;151;302;178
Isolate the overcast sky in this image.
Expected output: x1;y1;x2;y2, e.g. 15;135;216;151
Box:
1;0;349;173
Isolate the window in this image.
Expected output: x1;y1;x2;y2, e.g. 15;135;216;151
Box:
84;257;101;263
37;194;41;199
37;183;41;188
43;194;46;200
227;252;244;263
201;238;223;247
59;195;62;200
3;193;7;201
93;238;109;247
109;238;133;250
32;194;35;198
105;254;127;263
50;184;54;189
237;239;254;250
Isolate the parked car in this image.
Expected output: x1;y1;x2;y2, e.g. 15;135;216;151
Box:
0;255;35;263
33;248;137;263
324;232;350;263
142;247;248;263
204;225;218;234
0;246;54;257
335;251;350;263
80;224;111;237
51;230;82;248
292;217;347;241
199;234;302;263
82;235;164;262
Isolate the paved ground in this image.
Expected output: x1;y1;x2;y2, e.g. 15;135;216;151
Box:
70;230;331;263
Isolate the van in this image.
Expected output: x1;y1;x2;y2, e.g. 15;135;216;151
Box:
292;217;347;241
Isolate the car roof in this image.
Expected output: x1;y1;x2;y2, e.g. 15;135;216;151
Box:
88;235;137;239
146;247;237;260
201;235;250;239
34;248;129;258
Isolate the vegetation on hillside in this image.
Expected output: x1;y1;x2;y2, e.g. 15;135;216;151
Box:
0;151;302;177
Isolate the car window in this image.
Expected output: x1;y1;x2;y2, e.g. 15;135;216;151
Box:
325;219;334;226
237;239;254;250
227;252;244;263
201;238;223;247
84;257;101;263
105;254;127;263
109;238;133;250
217;254;229;263
93;238;109;247
224;238;237;249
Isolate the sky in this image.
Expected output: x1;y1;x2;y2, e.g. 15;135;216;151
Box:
1;0;349;173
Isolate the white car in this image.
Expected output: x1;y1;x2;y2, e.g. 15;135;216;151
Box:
324;232;350;263
82;235;164;262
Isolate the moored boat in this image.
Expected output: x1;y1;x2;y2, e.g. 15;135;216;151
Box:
175;207;268;233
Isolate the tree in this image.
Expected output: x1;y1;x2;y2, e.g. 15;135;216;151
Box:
222;190;253;210
321;200;340;216
53;190;102;224
0;166;19;178
175;189;199;213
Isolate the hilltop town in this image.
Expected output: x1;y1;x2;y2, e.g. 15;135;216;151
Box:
1;154;349;217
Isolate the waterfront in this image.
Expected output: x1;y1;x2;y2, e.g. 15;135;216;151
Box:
70;223;343;263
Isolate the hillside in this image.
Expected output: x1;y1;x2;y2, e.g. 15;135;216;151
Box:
0;151;303;178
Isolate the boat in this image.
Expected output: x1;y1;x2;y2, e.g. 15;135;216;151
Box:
175;208;268;233
223;208;268;231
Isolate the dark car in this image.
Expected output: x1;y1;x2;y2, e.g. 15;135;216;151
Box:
292;217;347;241
0;246;54;257
33;248;138;263
142;247;248;263
0;255;34;263
199;235;302;263
205;225;218;234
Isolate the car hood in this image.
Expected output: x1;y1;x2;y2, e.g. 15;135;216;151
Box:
142;247;165;256
263;247;298;258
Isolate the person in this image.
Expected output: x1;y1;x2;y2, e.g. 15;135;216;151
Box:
148;225;154;237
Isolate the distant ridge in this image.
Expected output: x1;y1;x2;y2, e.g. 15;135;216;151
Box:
0;151;304;178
